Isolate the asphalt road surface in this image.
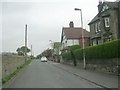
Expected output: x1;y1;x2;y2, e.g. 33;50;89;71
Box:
7;60;104;88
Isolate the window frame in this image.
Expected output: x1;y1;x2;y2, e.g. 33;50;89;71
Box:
95;22;101;33
104;17;110;28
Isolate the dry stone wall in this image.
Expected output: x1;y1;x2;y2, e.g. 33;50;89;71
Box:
2;54;26;78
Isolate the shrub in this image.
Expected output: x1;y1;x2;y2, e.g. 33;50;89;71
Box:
61;52;72;61
69;45;81;51
73;39;120;61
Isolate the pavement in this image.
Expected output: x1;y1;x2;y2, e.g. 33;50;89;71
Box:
52;62;119;89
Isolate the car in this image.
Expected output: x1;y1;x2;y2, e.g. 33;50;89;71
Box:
40;57;47;62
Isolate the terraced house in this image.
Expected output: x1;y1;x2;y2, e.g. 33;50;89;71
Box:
88;1;120;46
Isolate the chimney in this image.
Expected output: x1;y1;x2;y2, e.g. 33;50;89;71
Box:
69;21;74;28
98;0;103;12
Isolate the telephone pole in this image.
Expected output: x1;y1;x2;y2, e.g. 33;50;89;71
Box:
25;24;27;63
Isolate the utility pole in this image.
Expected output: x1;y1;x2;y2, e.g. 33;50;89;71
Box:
25;24;27;63
31;44;32;56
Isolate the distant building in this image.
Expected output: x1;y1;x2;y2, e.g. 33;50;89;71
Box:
88;1;120;46
61;21;90;51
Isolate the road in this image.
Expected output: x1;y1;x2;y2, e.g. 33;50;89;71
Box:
5;60;113;88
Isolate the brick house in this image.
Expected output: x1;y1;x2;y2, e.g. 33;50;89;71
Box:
61;21;90;51
88;1;120;46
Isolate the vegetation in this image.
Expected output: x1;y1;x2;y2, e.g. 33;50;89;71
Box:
36;49;53;59
62;52;72;61
62;39;120;62
61;45;81;66
74;39;120;61
16;46;30;56
2;59;32;85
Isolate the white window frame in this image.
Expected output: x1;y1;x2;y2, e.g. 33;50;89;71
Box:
92;40;97;46
95;22;100;33
104;17;110;27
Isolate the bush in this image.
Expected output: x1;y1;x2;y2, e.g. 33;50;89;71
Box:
61;52;72;61
69;45;81;51
74;39;120;61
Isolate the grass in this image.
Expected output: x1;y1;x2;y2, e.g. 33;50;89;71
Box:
2;59;33;85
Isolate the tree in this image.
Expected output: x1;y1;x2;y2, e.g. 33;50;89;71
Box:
69;45;81;66
16;46;30;56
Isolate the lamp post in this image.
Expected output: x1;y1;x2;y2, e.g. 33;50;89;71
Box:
49;40;53;49
74;8;86;69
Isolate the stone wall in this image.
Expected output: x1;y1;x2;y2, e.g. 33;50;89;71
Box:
61;58;119;75
2;54;27;78
84;58;118;75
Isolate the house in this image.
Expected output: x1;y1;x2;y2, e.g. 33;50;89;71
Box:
61;21;90;51
88;1;120;46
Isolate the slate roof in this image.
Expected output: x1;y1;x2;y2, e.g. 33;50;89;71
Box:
88;14;99;25
105;2;118;8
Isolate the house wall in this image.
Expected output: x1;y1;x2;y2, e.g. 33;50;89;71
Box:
79;38;90;47
106;10;118;39
89;9;119;46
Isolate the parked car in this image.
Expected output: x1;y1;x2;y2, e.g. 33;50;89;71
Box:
40;57;47;62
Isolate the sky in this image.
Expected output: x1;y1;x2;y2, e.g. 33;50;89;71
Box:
1;0;116;56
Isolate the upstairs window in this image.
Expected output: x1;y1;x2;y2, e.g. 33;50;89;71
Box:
104;17;110;27
95;22;100;33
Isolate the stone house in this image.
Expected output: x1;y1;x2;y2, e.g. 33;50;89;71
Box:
88;1;120;46
61;21;90;51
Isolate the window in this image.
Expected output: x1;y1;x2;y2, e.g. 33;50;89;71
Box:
104;17;110;27
95;22;100;33
92;39;97;46
97;39;101;44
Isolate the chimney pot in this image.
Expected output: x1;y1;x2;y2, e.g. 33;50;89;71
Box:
69;21;74;28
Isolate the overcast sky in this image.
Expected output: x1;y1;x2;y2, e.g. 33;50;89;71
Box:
1;0;116;56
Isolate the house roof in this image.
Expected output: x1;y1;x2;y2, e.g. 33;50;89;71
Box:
88;2;119;25
88;14;99;25
62;27;90;40
105;2;118;8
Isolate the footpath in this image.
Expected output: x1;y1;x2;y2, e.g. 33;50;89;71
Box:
52;62;119;89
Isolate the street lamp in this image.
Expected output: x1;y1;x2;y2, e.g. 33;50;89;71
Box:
74;8;86;69
49;40;53;49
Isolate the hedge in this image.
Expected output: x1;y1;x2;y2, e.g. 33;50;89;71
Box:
61;52;72;61
61;45;81;61
74;39;120;61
